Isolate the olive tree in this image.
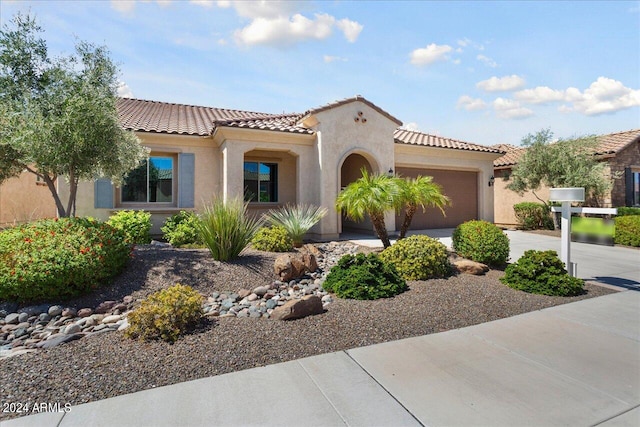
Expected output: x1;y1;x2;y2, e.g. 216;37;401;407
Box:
0;13;146;217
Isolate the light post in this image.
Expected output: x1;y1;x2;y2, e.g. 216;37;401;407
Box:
549;188;585;277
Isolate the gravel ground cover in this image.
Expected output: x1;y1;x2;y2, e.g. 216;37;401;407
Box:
0;243;615;421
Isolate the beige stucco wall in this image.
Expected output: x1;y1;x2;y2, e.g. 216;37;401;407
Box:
493;169;551;227
395;144;498;225
0;171;57;227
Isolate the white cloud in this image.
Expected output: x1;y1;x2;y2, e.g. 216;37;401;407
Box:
493;98;534;119
476;54;497;68
457;95;487;111
514;86;566;104
457;38;471;47
323;55;347;63
117;81;133;98
476;75;526;92
336;18;363;43
410;43;453;66
402;122;420;131
569;77;640;115
217;0;300;19
110;0;136;13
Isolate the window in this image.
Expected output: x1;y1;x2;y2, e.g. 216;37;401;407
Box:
634;171;640;206
244;162;277;202
122;156;174;203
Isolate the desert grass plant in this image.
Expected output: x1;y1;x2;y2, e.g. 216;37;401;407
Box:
263;204;328;247
196;197;263;261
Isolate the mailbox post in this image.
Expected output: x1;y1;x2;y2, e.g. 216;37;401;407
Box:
549;188;585;277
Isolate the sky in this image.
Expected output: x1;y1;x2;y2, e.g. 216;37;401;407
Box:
1;0;639;146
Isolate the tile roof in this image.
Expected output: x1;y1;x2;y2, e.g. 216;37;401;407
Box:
493;128;640;168
394;129;504;154
303;95;403;126
117;98;311;136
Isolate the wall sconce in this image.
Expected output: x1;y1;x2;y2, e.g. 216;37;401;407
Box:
388;168;394;176
488;175;495;187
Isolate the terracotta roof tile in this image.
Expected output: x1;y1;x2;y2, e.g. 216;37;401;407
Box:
493;128;640;168
394;129;503;154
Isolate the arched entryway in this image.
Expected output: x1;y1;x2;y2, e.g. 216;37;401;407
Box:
338;152;377;234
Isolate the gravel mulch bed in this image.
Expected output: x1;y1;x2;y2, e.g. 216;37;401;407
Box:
0;243;615;421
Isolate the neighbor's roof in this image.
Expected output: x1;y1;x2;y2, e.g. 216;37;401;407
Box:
116;98;311;136
493;128;640;168
394;129;504;154
302;95;403;126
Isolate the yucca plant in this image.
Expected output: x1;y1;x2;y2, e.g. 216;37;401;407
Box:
263;204;328;247
196;197;263;261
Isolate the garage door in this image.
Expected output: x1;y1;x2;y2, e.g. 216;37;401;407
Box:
395;167;478;229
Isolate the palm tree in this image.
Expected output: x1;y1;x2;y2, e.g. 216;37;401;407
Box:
397;175;450;239
335;168;401;248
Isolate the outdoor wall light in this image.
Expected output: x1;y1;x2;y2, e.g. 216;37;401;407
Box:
488;175;495;187
388;168;394;175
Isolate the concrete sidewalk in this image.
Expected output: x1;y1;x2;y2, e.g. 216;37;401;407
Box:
5;290;639;427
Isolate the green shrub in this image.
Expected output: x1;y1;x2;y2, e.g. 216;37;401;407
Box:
196;197;263;261
616;207;640;216
125;284;203;343
500;250;584;296
379;235;450;280
452;220;510;266
0;218;130;302
614;216;640;247
161;211;202;247
107;210;152;244
323;253;407;300
251;225;293;252
263;204;328;247
513;202;554;230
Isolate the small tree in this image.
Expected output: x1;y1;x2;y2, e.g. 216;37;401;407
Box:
336;168;400;248
0;13;146;217
397;175;450;239
507;129;613;209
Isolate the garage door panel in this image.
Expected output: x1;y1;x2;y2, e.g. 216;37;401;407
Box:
395;167;477;229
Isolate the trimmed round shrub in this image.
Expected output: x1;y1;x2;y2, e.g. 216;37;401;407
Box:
251;225;293;252
323;253;407;300
125;284;204;343
0;218;130;302
379;235;450;280
452;220;510;266
107;210;152;244
500;250;584;296
513;202;554;230
616;207;640;216
614;215;640;247
161;211;202;247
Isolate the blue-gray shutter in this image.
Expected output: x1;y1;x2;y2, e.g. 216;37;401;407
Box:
94;178;114;209
178;153;195;208
625;167;634;207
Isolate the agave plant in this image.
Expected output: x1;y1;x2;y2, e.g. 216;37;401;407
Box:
263;204;328;247
196;197;263;261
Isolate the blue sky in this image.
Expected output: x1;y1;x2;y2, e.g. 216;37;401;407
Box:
2;0;639;146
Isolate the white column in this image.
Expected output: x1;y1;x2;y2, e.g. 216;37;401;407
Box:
560;201;572;276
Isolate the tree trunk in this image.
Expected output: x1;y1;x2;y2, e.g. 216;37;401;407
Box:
66;170;77;217
399;204;417;239
43;175;67;217
369;211;391;248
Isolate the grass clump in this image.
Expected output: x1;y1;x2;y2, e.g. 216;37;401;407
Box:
500;250;584;296
0;217;130;302
380;235;450;280
614;215;640;247
263;204;327;247
196;197;263;261
251;225;293;252
107;210;152;244
323;253;407;300
452;220;510;266
125;284;204;343
161;211;202;247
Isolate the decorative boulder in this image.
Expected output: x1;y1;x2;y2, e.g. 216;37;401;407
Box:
270;295;323;320
274;252;317;282
453;259;489;275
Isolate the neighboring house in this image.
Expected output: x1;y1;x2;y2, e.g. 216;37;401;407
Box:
493;129;640;227
0;170;57;228
56;95;502;239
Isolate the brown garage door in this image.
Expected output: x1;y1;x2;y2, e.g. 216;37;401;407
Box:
395;167;478;229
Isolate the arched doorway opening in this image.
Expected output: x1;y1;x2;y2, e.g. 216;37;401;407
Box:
339;152;377;234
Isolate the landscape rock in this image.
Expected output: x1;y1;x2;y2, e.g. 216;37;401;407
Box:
37;333;83;349
48;305;63;317
274;253;317;282
95;301;117;314
453;259;489;275
271;295;323;321
5;313;19;325
77;308;93;318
